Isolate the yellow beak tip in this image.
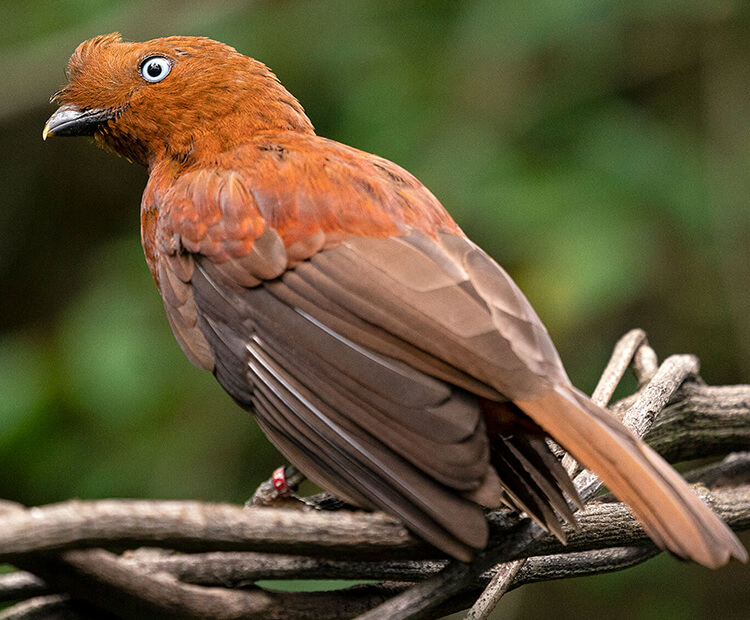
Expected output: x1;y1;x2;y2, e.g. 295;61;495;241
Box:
42;126;52;141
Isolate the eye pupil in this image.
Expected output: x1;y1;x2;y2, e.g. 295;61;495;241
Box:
146;62;162;78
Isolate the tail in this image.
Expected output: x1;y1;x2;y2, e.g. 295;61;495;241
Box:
515;386;747;568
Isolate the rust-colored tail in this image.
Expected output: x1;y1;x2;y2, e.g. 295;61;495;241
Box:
516;386;747;568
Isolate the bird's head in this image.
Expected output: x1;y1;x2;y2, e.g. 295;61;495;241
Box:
44;33;314;167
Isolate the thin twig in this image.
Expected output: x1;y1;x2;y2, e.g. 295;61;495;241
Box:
591;328;648;407
0;595;69;620
632;341;659;387
574;354;700;500
121;548;449;584
0;594;109;620
463;561;524;620
0;572;50;603
560;329;653;472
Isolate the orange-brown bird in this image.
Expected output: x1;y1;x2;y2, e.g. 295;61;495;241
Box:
44;33;746;567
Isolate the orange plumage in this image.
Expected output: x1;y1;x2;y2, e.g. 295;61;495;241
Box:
44;33;746;566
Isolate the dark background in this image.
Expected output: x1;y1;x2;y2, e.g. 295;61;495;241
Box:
1;1;749;617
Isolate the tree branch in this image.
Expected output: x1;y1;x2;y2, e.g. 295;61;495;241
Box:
0;501;420;562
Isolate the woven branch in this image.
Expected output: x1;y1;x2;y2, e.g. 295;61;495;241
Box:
0;330;748;620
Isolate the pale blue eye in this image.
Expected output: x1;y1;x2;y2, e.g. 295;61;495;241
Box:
139;56;172;83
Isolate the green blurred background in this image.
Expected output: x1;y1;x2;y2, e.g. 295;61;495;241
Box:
1;0;749;617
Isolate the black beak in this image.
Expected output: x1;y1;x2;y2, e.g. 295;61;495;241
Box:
43;105;116;140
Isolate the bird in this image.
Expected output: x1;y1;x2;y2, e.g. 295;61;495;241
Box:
43;33;746;567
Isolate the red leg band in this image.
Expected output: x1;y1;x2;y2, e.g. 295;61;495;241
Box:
272;466;290;496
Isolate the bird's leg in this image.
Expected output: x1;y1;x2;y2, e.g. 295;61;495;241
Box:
247;466;357;511
247;465;307;508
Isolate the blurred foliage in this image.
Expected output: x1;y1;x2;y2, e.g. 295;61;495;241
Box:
1;1;749;618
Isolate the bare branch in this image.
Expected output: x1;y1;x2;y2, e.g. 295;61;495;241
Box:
0;595;111;620
591;328;648;406
16;550;407;620
0;572;49;604
647;384;750;462
623;354;700;435
3;481;747;619
0;501;420;563
463;561;523;620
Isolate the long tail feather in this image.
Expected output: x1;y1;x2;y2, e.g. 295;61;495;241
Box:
516;386;747;568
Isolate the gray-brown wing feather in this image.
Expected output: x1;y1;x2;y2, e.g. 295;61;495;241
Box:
188;253;497;560
169;228;583;558
295;232;568;399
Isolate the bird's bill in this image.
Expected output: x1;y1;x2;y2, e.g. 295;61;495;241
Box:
42;105;115;140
